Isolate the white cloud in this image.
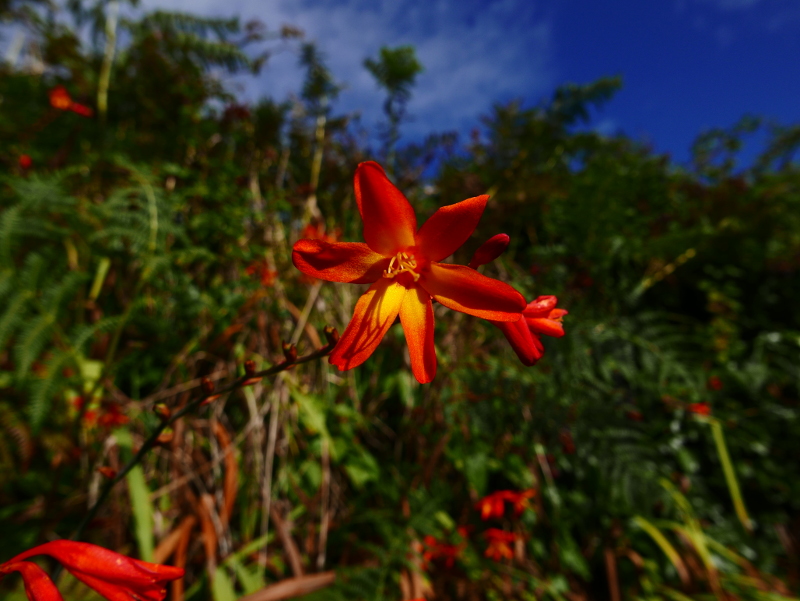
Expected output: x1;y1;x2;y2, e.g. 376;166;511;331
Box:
138;0;554;144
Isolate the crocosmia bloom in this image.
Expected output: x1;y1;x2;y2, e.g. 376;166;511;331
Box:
688;402;711;416
292;161;526;383
48;86;94;117
476;491;507;520
476;489;536;520
468;237;567;366
0;540;184;601
495;296;567;366
484;529;516;561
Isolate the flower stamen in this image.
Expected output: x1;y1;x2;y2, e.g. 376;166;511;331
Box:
383;251;420;282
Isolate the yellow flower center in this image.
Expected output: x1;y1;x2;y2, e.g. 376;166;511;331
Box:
383;251;420;282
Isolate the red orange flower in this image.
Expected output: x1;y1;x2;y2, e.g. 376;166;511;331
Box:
688;402;711;416
707;376;723;391
19;155;32;170
476;491;507;520
48;86;93;117
245;261;278;286
0;540;183;601
484;528;516;561
97;403;129;428
468;236;566;365
292;162;526;383
476;489;536;520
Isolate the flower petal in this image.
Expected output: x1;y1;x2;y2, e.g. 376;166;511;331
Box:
292;239;388;283
421;263;525;321
354;162;417;255
415;195;488;262
468;233;510;268
525;313;566;338
523;295;558;317
399;286;436;383
495;318;544;366
1;562;64;601
8;541;184;601
330;278;406;371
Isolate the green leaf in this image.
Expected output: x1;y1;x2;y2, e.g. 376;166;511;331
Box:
464;452;489;495
226;556;264;596
344;447;379;489
211;568;237;601
116;429;154;561
127;464;155;562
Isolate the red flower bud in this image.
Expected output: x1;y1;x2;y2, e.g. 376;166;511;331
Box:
324;325;340;346
468;233;510;269
153;403;171;421
201;377;215;394
97;466;117;479
282;341;298;363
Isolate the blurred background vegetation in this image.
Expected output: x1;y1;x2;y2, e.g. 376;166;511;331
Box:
1;1;799;600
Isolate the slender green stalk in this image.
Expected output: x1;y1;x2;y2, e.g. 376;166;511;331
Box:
709;417;753;532
97;0;119;122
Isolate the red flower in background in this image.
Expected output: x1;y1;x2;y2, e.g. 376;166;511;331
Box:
421;537;460;570
707;376;723;391
476;489;536;520
688;402;711;416
476;491;507;520
506;489;536;516
0;540;183;601
484;529;516;561
468;235;567;365
19;155;32;170
292;162;525;383
48;86;94;117
97;403;129;429
245;261;278;287
301;222;341;244
49;86;72;110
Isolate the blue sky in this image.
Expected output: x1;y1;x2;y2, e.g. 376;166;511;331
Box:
139;0;800;165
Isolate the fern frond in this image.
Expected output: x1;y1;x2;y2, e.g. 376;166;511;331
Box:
28;350;73;432
0;402;32;470
0;288;33;350
14;312;56;378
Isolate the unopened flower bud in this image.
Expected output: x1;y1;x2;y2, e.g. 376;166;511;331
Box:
468;233;510;269
156;429;174;445
282;342;298;363
97;466;117;479
153;403;171;421
244;360;257;377
324;325;340;346
200;393;221;406
201;377;215;394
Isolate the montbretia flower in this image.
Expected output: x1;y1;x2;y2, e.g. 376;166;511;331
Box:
476;491;507;520
483;529;516;561
48;86;94;117
292;162;526;383
468;236;567;366
0;540;184;601
476;489;536;520
688;402;711;416
498;295;567;366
